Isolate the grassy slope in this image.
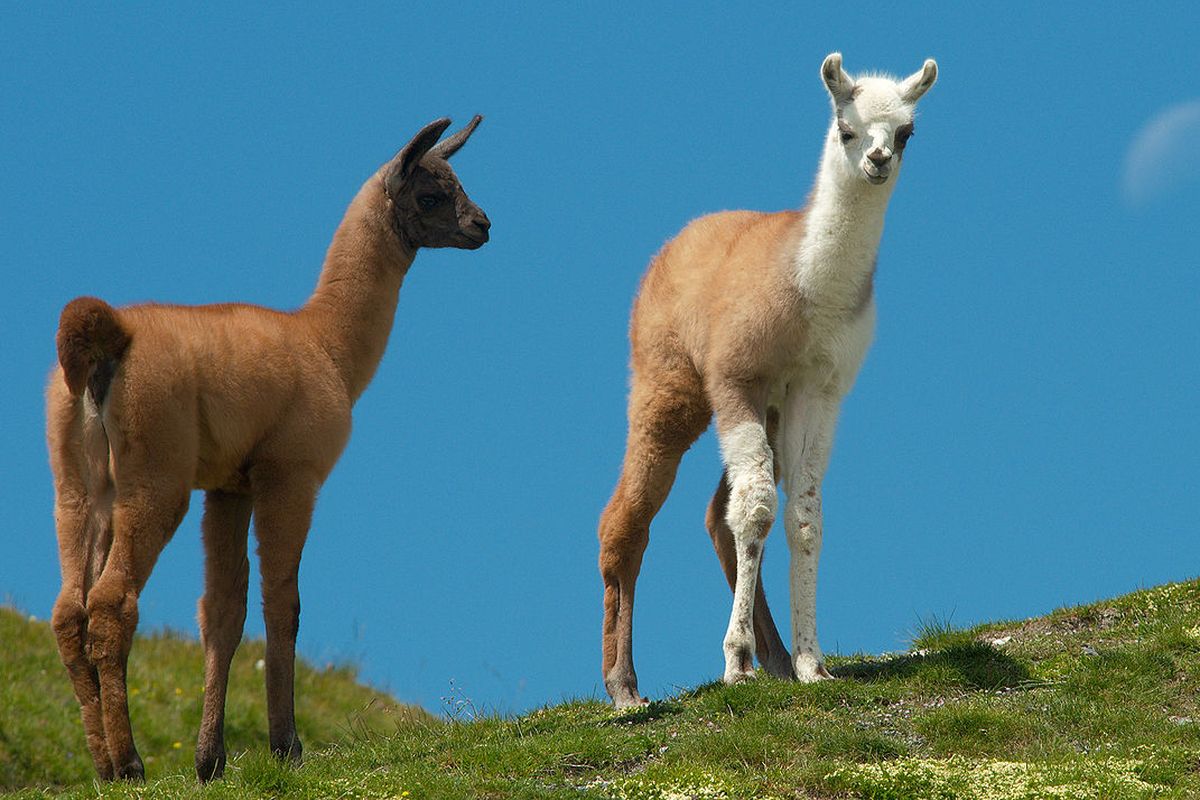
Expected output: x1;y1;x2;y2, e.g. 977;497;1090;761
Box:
0;607;427;793
9;580;1200;799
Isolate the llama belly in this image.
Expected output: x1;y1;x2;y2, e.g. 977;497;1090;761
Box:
194;452;252;493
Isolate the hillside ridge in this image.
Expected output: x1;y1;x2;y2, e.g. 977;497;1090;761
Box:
0;605;427;793
6;580;1200;798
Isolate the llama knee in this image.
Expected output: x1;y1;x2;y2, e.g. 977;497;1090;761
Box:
51;594;90;665
262;589;301;641
784;493;822;554
84;583;138;665
198;592;247;651
719;422;776;535
785;520;822;558
726;473;776;536
598;507;649;583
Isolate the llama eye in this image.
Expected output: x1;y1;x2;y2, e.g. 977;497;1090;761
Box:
840;130;855;143
417;195;440;210
837;121;856;143
896;126;914;146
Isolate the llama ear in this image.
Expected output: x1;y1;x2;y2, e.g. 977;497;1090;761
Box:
429;114;482;160
821;52;855;104
386;117;453;189
899;59;938;103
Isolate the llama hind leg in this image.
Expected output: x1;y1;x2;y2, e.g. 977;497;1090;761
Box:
50;493;114;779
705;472;792;679
195;490;253;782
598;452;680;708
599;376;708;708
88;484;190;780
47;384;115;778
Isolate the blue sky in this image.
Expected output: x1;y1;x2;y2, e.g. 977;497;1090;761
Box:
2;5;1198;718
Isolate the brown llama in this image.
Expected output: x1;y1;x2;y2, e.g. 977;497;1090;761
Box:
46;116;490;781
598;54;938;707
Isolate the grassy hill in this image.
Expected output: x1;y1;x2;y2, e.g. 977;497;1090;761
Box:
8;580;1200;798
0;606;427;793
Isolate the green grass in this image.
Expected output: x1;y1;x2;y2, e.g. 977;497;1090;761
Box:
9;580;1200;798
0;606;427;794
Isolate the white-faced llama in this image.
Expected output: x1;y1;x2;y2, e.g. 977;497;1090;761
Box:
598;54;938;707
47;117;489;781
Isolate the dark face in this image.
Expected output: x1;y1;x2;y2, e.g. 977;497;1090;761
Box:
391;159;490;249
383;115;491;251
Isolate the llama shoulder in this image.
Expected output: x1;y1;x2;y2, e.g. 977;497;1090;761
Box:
638;210;803;311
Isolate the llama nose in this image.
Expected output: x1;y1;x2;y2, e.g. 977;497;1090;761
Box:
867;148;891;166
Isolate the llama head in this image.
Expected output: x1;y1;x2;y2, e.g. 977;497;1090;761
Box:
383;116;491;250
820;53;937;187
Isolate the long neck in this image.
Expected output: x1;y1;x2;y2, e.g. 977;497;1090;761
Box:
792;126;898;308
300;175;415;402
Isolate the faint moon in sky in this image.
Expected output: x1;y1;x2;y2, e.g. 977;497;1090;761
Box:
1122;99;1200;207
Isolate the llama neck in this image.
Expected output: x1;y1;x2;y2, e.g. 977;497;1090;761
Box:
301;176;415;402
792;129;897;309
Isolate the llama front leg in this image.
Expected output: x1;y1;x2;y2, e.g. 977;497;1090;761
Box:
778;390;840;682
705;473;792;678
195;491;253;782
251;467;317;763
713;381;776;684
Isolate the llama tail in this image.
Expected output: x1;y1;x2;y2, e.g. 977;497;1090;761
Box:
56;297;131;403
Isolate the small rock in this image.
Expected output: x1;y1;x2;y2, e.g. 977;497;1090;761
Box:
989;636;1012;647
1082;645;1099;657
255;658;265;671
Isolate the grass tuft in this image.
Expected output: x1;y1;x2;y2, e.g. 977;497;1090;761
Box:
910;612;974;652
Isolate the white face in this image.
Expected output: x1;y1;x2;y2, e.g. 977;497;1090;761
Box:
836;79;917;186
821;54;937;187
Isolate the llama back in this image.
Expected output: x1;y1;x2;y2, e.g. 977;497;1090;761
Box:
630;209;805;376
103;302;337;491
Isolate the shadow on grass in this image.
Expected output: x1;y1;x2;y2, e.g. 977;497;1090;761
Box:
601;699;685;727
832;642;1031;691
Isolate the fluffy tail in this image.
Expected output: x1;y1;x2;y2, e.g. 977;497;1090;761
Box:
56;297;131;403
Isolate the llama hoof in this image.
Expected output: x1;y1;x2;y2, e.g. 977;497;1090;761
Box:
608;676;649;708
114;754;145;782
605;666;647;709
794;654;835;683
723;636;756;684
271;734;303;765
195;747;226;783
723;643;757;684
612;692;650;710
723;666;757;685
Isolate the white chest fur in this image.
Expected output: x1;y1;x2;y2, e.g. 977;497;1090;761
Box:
776;183;887;399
